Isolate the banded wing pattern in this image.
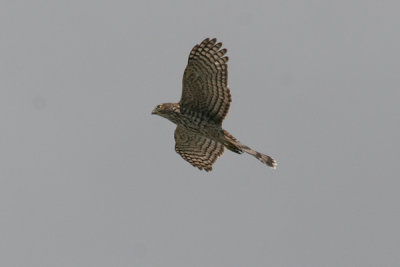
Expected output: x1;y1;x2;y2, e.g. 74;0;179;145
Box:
174;125;224;171
180;38;231;125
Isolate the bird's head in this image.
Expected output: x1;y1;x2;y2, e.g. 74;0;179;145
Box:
152;103;180;122
151;103;169;115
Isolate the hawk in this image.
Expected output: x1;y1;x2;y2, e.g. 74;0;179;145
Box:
152;38;277;171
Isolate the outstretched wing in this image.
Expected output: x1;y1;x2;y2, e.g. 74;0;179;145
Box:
180;38;231;125
174;125;224;171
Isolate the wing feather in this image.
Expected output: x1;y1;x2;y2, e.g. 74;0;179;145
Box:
174;126;224;171
180;38;231;125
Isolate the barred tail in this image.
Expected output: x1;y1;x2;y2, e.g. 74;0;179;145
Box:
222;130;277;169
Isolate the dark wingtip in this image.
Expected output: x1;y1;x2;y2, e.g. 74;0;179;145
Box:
201;38;210;44
202;166;213;172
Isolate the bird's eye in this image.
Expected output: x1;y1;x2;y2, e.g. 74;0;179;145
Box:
157;105;161;109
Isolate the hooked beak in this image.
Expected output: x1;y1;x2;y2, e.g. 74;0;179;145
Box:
151;108;157;115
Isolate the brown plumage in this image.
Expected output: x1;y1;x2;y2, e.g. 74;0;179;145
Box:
152;38;277;171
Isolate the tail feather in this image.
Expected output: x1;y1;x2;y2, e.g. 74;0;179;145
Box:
222;130;277;169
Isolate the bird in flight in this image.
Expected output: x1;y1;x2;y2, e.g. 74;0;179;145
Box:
152;38;277;171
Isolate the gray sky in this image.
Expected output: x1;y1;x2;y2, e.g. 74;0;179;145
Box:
1;0;399;266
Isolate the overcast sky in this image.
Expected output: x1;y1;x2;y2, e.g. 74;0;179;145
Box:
1;1;399;266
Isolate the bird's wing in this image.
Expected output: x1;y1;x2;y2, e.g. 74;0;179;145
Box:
180;38;231;125
174;125;224;171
